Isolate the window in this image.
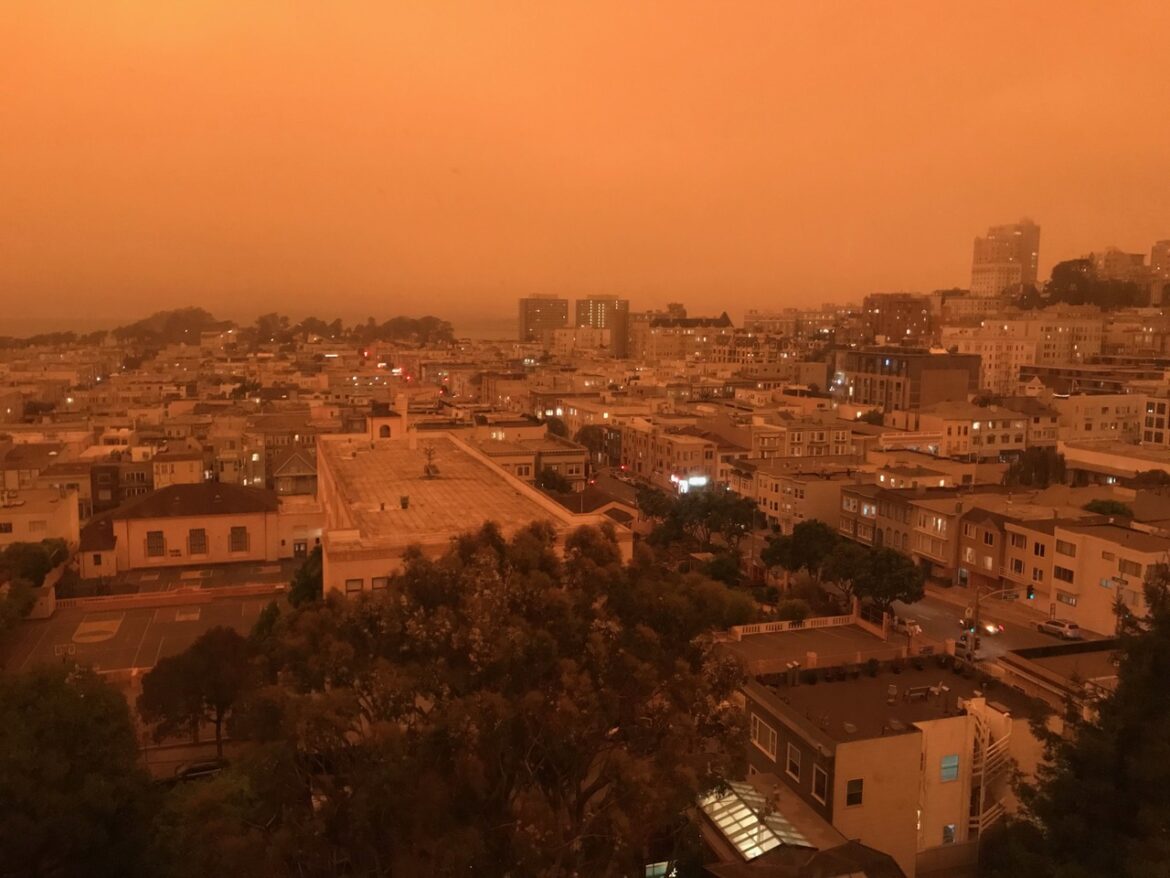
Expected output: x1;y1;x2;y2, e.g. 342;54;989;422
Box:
940;754;959;782
0;522;11;534
786;743;802;781
1056;590;1078;607
371;576;389;590
812;765;828;804
230;526;249;553
145;531;165;557
1033;542;1046;557
29;520;46;533
1011;558;1024;574
345;578;363;593
983;531;995;546
943;824;957;845
188;528;208;555
1055;540;1076;557
1032;568;1044;583
750;713;777;760
845;778;863;807
1119;559;1143;578
1010;533;1025;549
1053;566;1075;584
515;464;531;477
962;522;976;538
92;553;102;566
1102;550;1116;561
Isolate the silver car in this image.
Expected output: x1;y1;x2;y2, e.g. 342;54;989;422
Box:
1037;619;1083;640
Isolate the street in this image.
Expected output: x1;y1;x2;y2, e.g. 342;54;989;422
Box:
892;591;1096;661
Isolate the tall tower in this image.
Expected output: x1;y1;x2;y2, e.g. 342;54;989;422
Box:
574;296;630;357
517;295;568;343
970;219;1041;297
1151;240;1170;306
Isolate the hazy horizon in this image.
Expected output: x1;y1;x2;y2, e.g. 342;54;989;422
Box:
3;2;1168;322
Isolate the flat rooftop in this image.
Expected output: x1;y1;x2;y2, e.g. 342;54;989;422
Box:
722;624;891;670
321;435;577;547
752;665;1040;743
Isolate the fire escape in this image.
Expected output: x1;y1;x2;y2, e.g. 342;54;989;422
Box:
968;709;1012;835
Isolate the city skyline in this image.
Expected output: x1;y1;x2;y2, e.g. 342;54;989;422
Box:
3;2;1169;325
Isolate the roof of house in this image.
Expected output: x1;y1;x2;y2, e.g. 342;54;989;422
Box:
111;483;279;520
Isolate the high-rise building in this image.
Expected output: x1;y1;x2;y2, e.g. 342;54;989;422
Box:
970;219;1040;297
517;295;568;343
1151;240;1170;305
1090;247;1148;285
574;295;630;357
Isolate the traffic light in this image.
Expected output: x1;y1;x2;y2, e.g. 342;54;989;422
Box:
1026;583;1035;600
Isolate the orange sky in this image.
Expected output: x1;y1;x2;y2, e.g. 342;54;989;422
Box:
2;1;1168;328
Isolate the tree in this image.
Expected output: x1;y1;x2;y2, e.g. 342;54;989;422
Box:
536;467;573;492
1083;499;1134;517
636;484;676;523
852;547;925;611
544;416;569;438
0;579;36;654
1005;447;1066;488
0;665;154;877
0;538;67;587
138;626;252;759
821;540;871;601
574;424;608;463
227;522;749;876
761;520;839;580
1133;469;1170;488
287;544;322;606
983;563;1170;876
858;408;884;425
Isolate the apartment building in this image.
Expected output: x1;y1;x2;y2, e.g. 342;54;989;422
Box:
938;329;1037;395
736;460;860;534
890;402;1027;460
835;348;980;413
1051;393;1145;443
618;419;718;491
735;650;1040;877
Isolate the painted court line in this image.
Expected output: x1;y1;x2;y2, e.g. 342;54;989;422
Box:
130;614;153;669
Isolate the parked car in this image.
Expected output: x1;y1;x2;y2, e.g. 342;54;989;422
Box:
892;616;921;636
1037;619;1083;640
174;760;226;782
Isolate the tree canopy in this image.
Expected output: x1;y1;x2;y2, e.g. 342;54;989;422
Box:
0;665;154;878
1083;499;1134;518
222;522;751;876
1005;447;1066;488
287;544;323;606
138;626;253;759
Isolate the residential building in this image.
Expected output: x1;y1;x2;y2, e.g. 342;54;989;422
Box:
862;293;933;344
890;401;1027;460
574;296;630;357
970;219;1040;297
518;295;569;343
938;329;1037;395
834;348;980;413
726;624;1043;877
0;488;80;550
1052;393;1145;443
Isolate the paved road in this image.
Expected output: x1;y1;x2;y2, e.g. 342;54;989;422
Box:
892;592;1090;661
